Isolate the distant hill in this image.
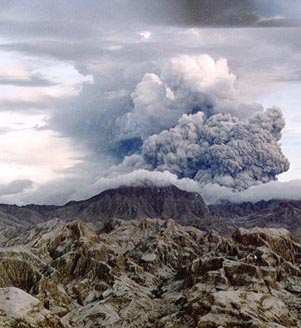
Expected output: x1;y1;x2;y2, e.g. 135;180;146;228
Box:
1;185;301;243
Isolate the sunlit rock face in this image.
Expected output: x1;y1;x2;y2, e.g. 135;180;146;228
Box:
1;218;301;327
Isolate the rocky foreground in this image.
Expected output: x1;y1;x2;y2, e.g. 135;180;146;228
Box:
1;218;301;327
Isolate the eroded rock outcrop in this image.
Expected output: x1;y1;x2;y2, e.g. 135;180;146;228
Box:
0;219;301;327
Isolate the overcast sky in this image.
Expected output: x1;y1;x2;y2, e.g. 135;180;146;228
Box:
0;0;301;204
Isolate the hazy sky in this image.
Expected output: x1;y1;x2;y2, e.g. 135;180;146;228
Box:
0;0;301;204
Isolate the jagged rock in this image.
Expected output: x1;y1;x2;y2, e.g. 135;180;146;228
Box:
1;219;301;327
0;287;63;328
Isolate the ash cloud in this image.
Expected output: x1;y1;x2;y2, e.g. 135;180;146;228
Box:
142;107;289;190
112;54;289;191
0;52;291;203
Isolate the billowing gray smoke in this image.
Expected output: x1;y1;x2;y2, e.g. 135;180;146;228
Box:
88;54;290;192
142;107;289;190
110;55;291;191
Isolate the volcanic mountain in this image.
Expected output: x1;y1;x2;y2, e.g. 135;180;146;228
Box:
1;185;301;242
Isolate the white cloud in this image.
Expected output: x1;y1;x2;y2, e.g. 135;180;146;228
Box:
0;85;79;106
0;68;31;81
202;180;301;204
138;31;151;40
0;128;85;185
117;54;239;140
30;57;94;86
0;49;93;109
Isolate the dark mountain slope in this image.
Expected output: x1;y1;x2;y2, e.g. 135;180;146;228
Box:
209;199;301;238
0;186;211;242
54;185;210;225
1;184;301;241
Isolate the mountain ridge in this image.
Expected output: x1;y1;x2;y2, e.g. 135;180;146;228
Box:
1;184;301;242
